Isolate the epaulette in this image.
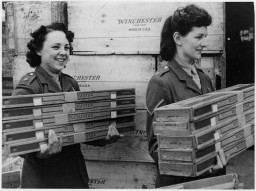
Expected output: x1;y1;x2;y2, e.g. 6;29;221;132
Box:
155;66;170;77
17;72;37;86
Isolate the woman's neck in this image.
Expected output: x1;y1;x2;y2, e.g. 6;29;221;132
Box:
175;52;193;65
40;64;60;80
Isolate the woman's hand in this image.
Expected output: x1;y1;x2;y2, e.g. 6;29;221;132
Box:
209;148;230;173
105;122;124;144
36;130;63;159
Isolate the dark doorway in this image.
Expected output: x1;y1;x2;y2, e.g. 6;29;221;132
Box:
225;2;254;87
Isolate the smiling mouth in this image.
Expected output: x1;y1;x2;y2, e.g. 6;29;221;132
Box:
56;58;66;63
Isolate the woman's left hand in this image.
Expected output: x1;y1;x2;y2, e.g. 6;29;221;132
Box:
105;122;124;144
209;148;230;173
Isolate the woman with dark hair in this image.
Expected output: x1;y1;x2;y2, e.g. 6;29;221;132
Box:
12;23;120;188
146;4;227;187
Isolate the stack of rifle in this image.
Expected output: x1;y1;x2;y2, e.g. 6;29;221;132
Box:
153;84;254;177
2;88;136;157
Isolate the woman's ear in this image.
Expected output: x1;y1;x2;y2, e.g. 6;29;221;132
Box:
36;50;42;56
173;32;182;46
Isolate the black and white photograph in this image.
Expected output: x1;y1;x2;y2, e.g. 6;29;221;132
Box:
1;1;254;189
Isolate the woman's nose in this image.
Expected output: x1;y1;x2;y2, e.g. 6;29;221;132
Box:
59;47;68;55
200;38;207;47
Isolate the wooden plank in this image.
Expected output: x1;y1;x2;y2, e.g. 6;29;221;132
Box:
68;2;224;54
86;160;156;189
5;3;16;51
81;135;154;163
71;35;223;54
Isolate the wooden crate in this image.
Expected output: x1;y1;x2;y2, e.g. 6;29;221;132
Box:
3;107;136;132
154;99;254;136
215;84;254;102
3;98;135;121
5;124;135;157
158;142;217;163
157;110;254;149
3;117;135;144
68;2;224;54
154;92;238;122
3;88;135;109
159;153;217;177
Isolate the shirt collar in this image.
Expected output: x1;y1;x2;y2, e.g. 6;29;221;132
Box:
173;55;198;76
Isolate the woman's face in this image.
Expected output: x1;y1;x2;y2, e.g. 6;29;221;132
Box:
37;31;70;73
179;26;208;62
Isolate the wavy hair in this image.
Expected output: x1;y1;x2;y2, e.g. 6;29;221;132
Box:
26;23;74;67
160;4;212;61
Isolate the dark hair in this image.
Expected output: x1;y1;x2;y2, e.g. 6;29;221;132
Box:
26;23;75;67
160;4;212;61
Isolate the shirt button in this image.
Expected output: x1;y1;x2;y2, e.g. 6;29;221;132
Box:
24;78;28;81
164;66;168;69
30;73;33;76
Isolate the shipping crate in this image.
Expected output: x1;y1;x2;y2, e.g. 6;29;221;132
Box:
155;92;238;122
162;173;240;189
159;153;217;177
2;170;21;188
158;124;254;163
157;109;254;149
3;89;135;109
214;84;254;102
5;124;135;157
158;142;217;163
3;107;136;132
3;117;135;144
68;2;224;54
3;98;135;121
154;99;254;135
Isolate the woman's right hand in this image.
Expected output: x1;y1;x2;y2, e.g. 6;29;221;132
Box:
36;130;63;159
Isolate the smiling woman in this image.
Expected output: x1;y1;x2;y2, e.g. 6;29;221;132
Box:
11;23;89;188
146;4;227;188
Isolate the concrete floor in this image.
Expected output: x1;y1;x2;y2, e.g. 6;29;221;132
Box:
227;149;254;189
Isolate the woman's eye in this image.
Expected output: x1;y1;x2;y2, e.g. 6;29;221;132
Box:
52;46;59;49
